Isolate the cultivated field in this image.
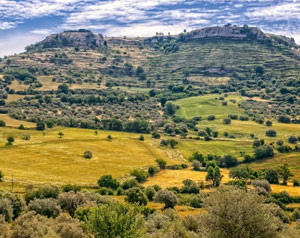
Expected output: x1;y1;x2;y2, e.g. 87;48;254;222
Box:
0;127;178;190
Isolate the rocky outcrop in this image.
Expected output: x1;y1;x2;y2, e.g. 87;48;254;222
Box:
26;29;104;50
183;26;268;41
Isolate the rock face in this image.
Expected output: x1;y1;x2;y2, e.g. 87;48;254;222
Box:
184;26;268;41
28;29;104;50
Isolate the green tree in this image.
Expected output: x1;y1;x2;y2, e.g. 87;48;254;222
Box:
36;121;45;131
58;83;69;94
125;187;148;205
97;175;119;190
277;164;293;185
0;170;3;182
85;202;145;238
155;158;167;169
6;136;14;145
154;190;178;209
58;132;64;138
130;169;148;183
165;102;177;115
206;166;223;187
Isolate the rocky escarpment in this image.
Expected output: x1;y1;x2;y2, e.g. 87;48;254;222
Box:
183;25;267;41
26;29;104;51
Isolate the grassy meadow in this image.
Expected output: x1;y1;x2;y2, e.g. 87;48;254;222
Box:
0;127;178;190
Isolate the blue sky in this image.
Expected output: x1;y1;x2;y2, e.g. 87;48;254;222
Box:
0;0;300;56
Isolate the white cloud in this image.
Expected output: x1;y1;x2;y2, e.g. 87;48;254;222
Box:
245;2;300;20
0;21;18;30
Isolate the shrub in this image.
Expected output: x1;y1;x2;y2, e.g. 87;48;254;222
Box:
97;175;119;190
62;184;81;193
223;118;231;125
84;202;144;238
254;145;274;160
219;155;238;168
192;160;201;171
24;185;60;204
278;115;291;123
207;115;215;121
154;190;178;209
0;171;3;182
28;198;61;218
6;136;14;145
151;132;160;139
145;187;156;201
276;140;284;146
130;169;148;183
263;169;279;184
125;187;148;205
266;120;272;126
181;179;200;194
83;150;92;159
239;116;249;121
107;134;112;141
58;192;86;217
229;166;256;180
251;180;272;193
36;121;45;130
293;180;300;187
167;139;178;148
139;135;144;141
288;136;298;144
155;158;167;169
18;124;25;130
266;129;277;137
0;120;5;127
148;166;160;177
0;198;13;222
121;179;139;190
160;139;168;146
212;131;218;138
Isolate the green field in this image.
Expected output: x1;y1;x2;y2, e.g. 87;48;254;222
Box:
0;127;177;190
175;94;245;119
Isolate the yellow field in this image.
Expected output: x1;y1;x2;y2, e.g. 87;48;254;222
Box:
37;76;100;91
5;94;25;102
0;127;178;190
144;168;230;189
0;114;36;128
8;80;29;91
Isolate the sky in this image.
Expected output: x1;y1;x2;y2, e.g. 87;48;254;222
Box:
0;0;300;57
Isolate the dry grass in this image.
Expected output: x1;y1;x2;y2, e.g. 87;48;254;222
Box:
144;168;230;189
0;114;36;128
270;184;300;197
9;80;29;91
0;127;177;189
5;94;25;102
188;76;230;85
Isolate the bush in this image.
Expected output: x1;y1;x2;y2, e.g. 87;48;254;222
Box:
254;145;274;160
36;121;45;130
207;115;215;121
130;169;148;183
266;129;277;137
288;136;298;144
121;179;139;190
151;132;160;139
97;175;119;190
223;118;231;125
58;192;86;217
293;180;300;187
263;169;279;184
154;190;178;209
0;120;5;127
62;184;81;193
148;166;160;177
0;198;13;222
266;120;272;126
22;134;31;140
6;136;14;145
278;115;291;123
155;158;167;169
125;187;148;205
276;140;284;146
28;198;61;218
181;179;200;194
239;116;249;121
219;155;238;168
145;187;156;201
83;150;92;159
251;180;271;193
139;135;144;141
212;131;218;138
0;171;3;182
24;185;60;204
192;160;201;171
